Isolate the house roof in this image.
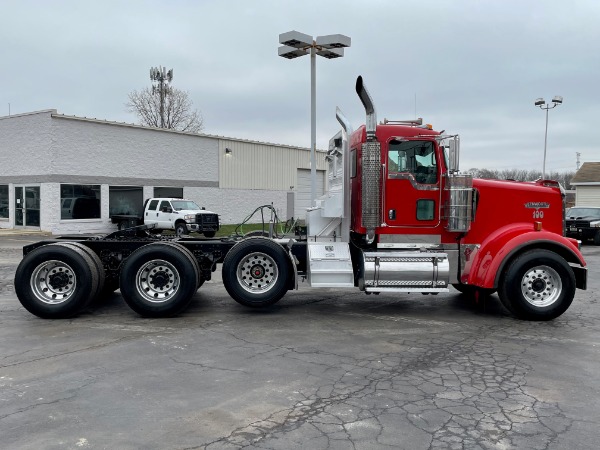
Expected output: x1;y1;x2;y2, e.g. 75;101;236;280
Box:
571;162;600;185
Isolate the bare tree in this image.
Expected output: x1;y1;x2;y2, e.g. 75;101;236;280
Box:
127;68;204;133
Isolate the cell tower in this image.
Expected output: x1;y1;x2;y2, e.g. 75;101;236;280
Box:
150;66;173;128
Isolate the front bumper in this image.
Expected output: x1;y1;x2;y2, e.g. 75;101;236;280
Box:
566;227;597;241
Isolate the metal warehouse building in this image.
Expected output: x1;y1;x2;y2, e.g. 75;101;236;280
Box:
0;110;326;234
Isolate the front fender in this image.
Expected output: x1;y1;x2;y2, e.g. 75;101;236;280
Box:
463;223;585;289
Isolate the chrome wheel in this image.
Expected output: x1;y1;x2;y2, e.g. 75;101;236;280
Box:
30;260;77;305
236;252;278;294
521;265;562;308
135;259;180;303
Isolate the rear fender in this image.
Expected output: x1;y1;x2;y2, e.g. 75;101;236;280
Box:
463;223;586;289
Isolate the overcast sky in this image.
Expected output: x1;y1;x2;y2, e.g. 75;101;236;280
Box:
2;0;599;172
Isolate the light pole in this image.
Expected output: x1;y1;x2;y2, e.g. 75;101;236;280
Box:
150;66;173;128
278;31;351;206
534;95;563;179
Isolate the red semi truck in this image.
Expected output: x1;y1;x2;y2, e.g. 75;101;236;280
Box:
14;76;586;320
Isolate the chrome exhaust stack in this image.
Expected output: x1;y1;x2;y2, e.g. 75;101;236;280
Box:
356;76;377;141
355;76;380;243
336;107;353;242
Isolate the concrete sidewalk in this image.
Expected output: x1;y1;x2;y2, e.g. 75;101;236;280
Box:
0;228;51;236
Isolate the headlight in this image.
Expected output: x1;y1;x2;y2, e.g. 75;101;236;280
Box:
184;214;195;221
590;220;600;228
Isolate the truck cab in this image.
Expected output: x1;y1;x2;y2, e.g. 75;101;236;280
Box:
304;76;587;320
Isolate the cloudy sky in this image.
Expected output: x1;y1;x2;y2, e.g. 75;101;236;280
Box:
2;0;598;172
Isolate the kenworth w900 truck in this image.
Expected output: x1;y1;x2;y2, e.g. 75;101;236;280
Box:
14;77;586;320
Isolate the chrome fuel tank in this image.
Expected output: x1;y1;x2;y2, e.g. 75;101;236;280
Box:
362;250;449;293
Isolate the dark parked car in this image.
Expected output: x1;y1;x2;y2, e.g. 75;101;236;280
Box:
566;206;600;245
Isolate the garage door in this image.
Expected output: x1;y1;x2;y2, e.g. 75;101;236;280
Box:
576;186;600;206
295;169;325;220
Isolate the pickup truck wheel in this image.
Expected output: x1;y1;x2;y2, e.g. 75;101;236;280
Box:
498;250;575;320
14;244;100;318
119;243;199;317
203;231;216;238
175;222;188;237
222;238;289;307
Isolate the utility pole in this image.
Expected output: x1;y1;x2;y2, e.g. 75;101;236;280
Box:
150;66;173;128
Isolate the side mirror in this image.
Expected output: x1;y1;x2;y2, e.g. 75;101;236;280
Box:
448;136;460;173
162;207;172;213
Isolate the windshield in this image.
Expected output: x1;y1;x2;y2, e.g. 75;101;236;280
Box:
567;208;600;218
171;200;200;211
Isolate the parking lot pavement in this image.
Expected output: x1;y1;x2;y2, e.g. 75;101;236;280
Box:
1;236;599;449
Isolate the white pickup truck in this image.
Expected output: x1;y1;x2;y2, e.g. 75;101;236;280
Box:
111;198;220;237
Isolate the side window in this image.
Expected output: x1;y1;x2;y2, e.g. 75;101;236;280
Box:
416;199;435;220
388;141;438;184
159;200;171;212
148;200;159;211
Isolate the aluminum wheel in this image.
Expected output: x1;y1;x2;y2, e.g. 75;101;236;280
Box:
135;259;180;303
30;260;77;305
521;265;562;308
236;251;278;294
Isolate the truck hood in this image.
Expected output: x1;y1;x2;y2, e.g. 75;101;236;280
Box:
174;209;217;215
464;177;564;243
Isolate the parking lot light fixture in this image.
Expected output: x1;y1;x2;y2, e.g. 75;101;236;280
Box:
535;95;563;179
278;30;351;206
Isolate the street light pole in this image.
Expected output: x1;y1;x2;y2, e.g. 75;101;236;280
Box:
310;44;317;206
535;95;563;179
278;31;351;207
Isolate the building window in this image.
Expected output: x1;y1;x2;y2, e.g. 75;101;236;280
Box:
0;185;8;218
109;186;143;217
60;184;101;220
154;187;183;198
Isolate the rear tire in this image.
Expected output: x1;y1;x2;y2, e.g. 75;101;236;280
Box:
222;238;289;307
61;242;106;300
14;244;100;318
119;242;199;317
498;250;575;320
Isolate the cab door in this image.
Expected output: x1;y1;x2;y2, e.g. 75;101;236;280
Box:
383;140;441;230
156;200;173;228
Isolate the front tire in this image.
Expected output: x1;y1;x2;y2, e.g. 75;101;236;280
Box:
14;244;100;318
222;238;290;307
175;223;188;237
498;250;576;320
119;242;199;317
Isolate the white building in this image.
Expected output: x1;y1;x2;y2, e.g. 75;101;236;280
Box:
571;162;600;206
0;110;327;234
